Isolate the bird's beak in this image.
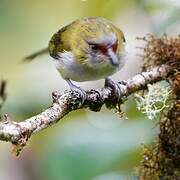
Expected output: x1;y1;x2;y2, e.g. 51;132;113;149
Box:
107;48;119;66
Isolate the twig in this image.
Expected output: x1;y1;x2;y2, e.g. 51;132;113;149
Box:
0;80;7;110
0;64;173;152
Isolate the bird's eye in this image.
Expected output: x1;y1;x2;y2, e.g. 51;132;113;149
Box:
91;44;99;51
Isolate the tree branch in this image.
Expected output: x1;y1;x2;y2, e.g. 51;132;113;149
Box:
0;64;173;151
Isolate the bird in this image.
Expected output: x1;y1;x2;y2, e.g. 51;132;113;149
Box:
24;17;126;103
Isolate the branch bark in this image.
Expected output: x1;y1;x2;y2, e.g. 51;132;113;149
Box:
0;64;173;149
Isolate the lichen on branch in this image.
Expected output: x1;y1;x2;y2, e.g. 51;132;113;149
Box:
135;81;172;120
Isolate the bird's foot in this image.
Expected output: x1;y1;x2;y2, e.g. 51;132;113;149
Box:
105;78;125;101
66;79;86;105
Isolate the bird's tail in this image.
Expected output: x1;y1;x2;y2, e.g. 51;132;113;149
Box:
23;48;49;62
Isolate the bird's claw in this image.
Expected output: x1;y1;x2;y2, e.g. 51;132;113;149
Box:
105;78;124;101
71;86;86;104
66;79;86;104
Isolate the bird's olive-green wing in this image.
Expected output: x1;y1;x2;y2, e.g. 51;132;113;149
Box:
48;19;90;63
48;23;76;59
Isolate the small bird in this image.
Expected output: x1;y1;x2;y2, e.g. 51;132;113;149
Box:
24;17;126;103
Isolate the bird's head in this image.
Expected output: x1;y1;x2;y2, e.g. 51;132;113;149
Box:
49;17;126;70
70;17;126;69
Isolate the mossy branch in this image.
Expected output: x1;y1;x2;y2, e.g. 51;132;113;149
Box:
0;64;173;155
137;34;180;179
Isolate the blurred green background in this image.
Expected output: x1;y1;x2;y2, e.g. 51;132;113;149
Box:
0;0;179;179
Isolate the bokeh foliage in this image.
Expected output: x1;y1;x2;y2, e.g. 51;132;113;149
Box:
0;0;179;180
